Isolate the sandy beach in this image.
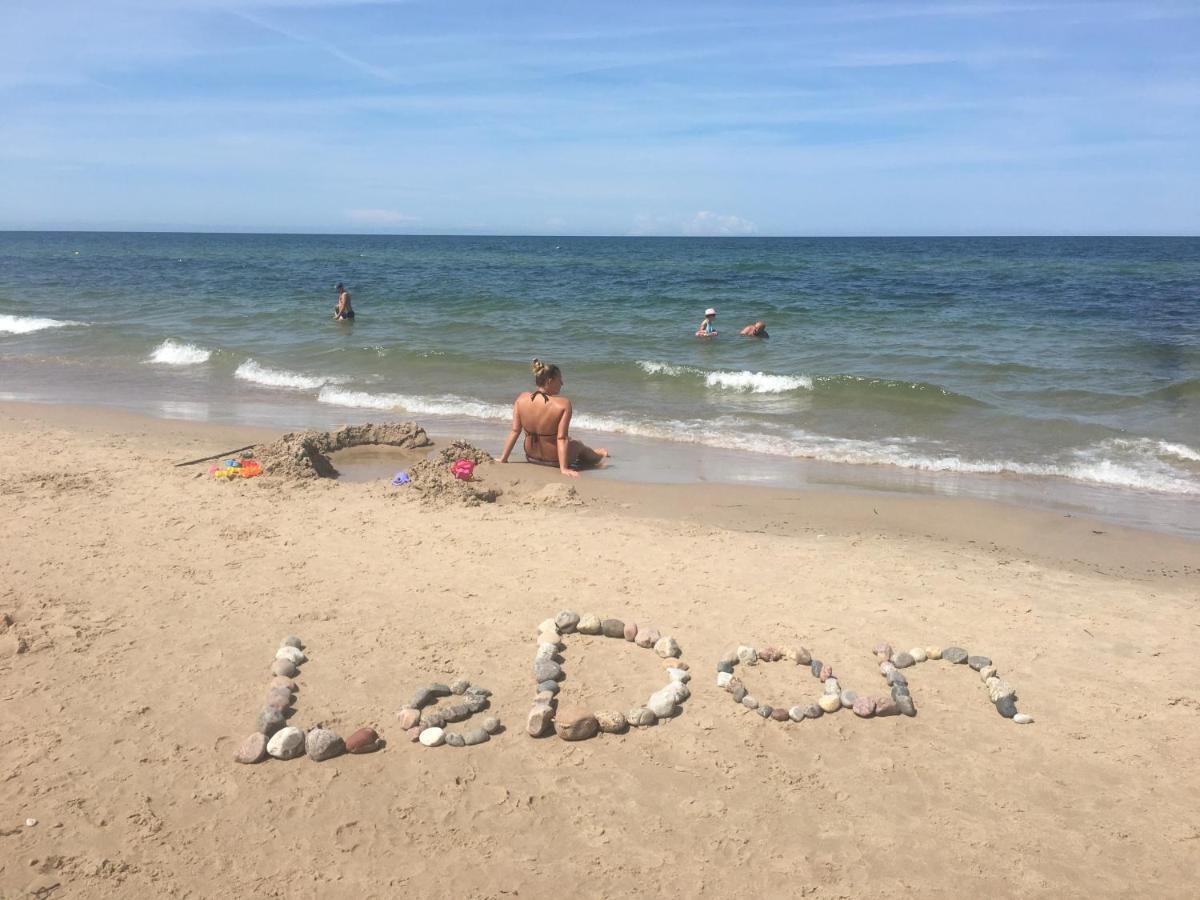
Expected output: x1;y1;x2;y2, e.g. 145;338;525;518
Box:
2;400;1198;898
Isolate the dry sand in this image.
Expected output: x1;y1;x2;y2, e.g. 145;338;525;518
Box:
1;401;1198;898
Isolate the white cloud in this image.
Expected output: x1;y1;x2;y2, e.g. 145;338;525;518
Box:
344;208;418;226
683;210;759;236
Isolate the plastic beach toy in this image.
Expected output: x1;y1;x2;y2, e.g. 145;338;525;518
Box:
239;460;262;478
392;471;410;486
450;459;475;481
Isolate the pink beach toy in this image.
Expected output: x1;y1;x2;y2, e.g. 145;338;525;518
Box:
450;459;475;481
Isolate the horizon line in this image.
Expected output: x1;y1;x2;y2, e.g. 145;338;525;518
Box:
2;228;1197;239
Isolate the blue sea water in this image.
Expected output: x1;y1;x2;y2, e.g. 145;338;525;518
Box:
2;232;1197;531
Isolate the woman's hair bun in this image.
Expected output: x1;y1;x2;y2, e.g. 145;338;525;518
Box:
531;358;545;376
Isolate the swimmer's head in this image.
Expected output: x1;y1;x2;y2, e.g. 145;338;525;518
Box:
335;282;345;292
531;358;562;386
705;308;717;318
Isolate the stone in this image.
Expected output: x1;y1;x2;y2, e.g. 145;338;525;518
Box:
601;618;626;638
345;727;380;753
909;647;927;663
442;704;471;723
891;684;911;699
430;683;452;697
623;622;638;641
872;642;893;660
852;696;877;717
716;672;734;688
577;614;602;635
925;646;942;660
661;681;690;704
483;717;502;734
810;659;823;677
450;678;470;695
819;663;834;681
555;705;599;741
741;695;759;710
667;667;690;683
422;710;447;729
840;690;859;708
788;706;805;722
786;646;812;665
306;728;344;762
534;643;557;662
818;694;842;713
635;627;661;649
538;618;558;634
979;665;998;682
596;710;627;733
1013;713;1034;725
462;726;490;745
409;688;437;708
419;727;445;747
534;690;555;703
648;689;678;718
233;732;268;764
891;652;915;669
664;659;689;671
533;660;563;682
396;708;421;730
968;655;993;672
280;635;303;650
730;683;747;703
465;694;489;714
803;704;823;719
465;685;493;698
756;706;772;718
995;695;1018;718
445;732;466;747
406;726;422;742
654;635;682;659
737;645;759;666
275;646;306;665
895;694;917;717
880;661;897;677
717;660;734;674
942;646;969;664
823;677;841;696
270;677;298;692
886;670;908;687
527;704;554;737
771;707;790;721
760;647;781;662
875;698;900;717
719;648;740;666
988;680;1016;702
266;688;293;710
555;610;580;633
538;632;563;649
271;659;298;678
537;680;560;696
256;707;286;736
266;726;305;759
628;707;657;727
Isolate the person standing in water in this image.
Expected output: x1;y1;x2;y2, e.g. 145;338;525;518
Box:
334;283;355;320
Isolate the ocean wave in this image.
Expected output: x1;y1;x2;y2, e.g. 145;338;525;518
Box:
637;360;699;378
317;387;511;420
235;359;343;390
706;370;813;393
149;339;211;365
0;314;87;335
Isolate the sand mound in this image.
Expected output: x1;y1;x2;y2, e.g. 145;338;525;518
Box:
255;422;431;480
405;440;499;506
523;483;583;507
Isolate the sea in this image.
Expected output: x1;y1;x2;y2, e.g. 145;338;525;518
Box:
2;232;1197;535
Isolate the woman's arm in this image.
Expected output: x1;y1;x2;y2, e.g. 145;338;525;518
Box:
499;399;523;463
557;400;579;478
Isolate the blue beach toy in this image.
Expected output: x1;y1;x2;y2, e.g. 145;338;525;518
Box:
391;471;410;486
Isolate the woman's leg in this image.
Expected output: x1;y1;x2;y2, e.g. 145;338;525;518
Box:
568;439;608;468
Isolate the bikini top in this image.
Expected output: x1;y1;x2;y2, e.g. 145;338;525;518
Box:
525;390;559;439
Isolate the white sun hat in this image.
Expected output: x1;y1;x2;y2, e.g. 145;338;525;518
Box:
704;308;717;316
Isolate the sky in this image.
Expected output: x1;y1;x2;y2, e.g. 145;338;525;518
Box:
1;0;1197;235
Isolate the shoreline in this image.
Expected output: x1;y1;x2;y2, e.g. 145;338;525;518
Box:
2;398;1196;580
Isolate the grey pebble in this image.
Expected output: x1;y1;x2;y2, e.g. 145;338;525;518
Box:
942;647;969;664
730;684;747;703
410;688;436;709
995;695;1018;718
483;717;502;734
895;694;917;717
840;690;858;708
462;727;490;745
450;678;471;695
803;704;823;719
717;660;734;674
271;659;298;678
810;659;823;677
533;660;563;683
601;618;626;638
305;728;344;762
422;710;447;729
892;652;915;669
891;684;911;699
442;704;471;723
886;670;908;687
756;705;772;718
430;683;452;697
465;685;493;698
741;695;759;710
537;680;560;695
280;635;303;649
968;655;993;672
445;732;466;747
465;694;489;714
256;707;286;736
555;610;580;633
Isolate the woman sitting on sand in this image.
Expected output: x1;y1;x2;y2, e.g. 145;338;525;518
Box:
499;359;609;478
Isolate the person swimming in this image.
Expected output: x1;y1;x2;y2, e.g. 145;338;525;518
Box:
696;308;717;337
498;358;609;478
739;320;769;338
334;283;355;320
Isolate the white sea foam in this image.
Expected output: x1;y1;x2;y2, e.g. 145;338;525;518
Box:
235;359;341;390
704;370;813;393
0;314;86;335
149;339;211;365
317;387;510;421
636;360;696;377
